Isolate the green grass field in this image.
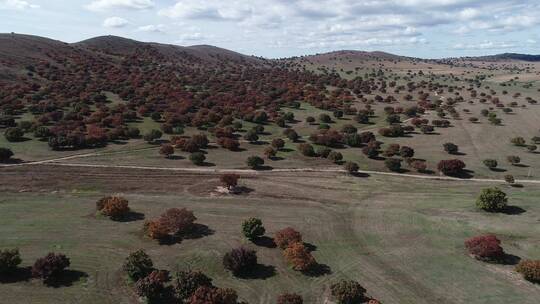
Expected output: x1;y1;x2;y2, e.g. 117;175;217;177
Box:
1;168;539;303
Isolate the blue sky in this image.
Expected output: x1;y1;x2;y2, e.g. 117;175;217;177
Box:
1;0;540;59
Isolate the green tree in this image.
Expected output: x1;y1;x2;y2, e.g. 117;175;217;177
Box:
242;218;265;240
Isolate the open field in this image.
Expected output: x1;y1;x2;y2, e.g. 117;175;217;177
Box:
0;166;539;303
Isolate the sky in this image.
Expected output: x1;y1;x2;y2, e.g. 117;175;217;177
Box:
1;0;540;59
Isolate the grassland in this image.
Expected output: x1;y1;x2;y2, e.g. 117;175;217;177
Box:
0;166;539;303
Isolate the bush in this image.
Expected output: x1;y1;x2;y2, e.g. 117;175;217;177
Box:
0;248;22;275
411;160;427;172
384;158;401;172
264;146;277;159
189;286;238;304
341;124;357;134
483;159;498;169
510;137;526;146
437;159;466;176
330;280;367;304
316;147;331;158
159;208;196;236
97;196;130;219
190;152;206;165
174;270;213;300
464;235;504;261
31;253;70;283
0;147;14;162
515;260;540;283
271;138;285;150
283;129;299;142
504;174;515;184
143;129;162;144
144;219;170;240
274;227;302;249
277;293;303;304
507;155;521;165
4;127;24;142
476;187;508;212
246;156;264;169
362;141;380;159
242;218;265;240
134;270;168;300
327;151;343;163
527;145;537;153
223;247;258;276
123;250;154;281
159;144;174;158
443;142;459;154
399;146;414;158
319;113;332;123
344;162;359;174
220;174;239;190
297;143;315;157
283;242;316;272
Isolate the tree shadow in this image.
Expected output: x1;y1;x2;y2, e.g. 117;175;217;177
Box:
269;156;284;161
1;158;23;164
451;152;467;156
501;205;526;215
232;186;254;195
252;236;276;248
513;164;529;168
302;263;332;277
45;270;88;288
112;211;145;222
236;264;276;280
167;155;184;160
181;223;215;240
350;172;370;178
500;253;521;266
200;162;216;167
254;165;273;171
510;183;524;188
280;148;294;153
0;267;32;283
303;242;317;252
490;168;507;172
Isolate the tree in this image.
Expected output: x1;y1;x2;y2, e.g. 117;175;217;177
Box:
411;160;427;172
271;138;285;150
4;127;24;142
306;116;315;124
123;250;154;281
362;141;380;159
510;137;526;146
344;162;359;174
144;219;169;240
476;187;508;212
220;174;239;190
341;124;357;134
277;293;303;304
327;151;343;164
515;260;540;283
386;114;401;124
159;208;196;236
97;196;130;219
483;159;498;169
242;218;265;240
400;146;414;158
264;146;277;159
223;247;258;276
134;270;168;301
319;113;332;123
190;152;206;166
507;155;521;165
274;227;302;249
246;156;264;169
244;130;259;143
527;145;537;153
465;235;504;261
316;147;331;158
385;158;401;172
297;143;315;157
0;248;22;275
283;129;299;142
143;129;162;144
174;270;213;301
330;280;367;304
437;159;466;176
283;242;316;272
504;174;515;185
31;253;70;283
0;147;14;162
34;126;51;138
159;144;174;158
189;286;238;304
443;143;459;154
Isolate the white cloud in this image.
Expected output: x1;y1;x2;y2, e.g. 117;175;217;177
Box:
137;24;166;33
453;41;516;50
86;0;154;11
103;16;129;28
0;0;39;10
159;1;251;21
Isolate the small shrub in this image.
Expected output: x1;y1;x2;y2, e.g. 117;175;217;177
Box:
504;174;515;184
476;187;508;212
4;127;24;142
283;242;316;272
246;156;264;169
344;162;359;174
330;280;367;304
443;143;459;154
223;247;258;276
31;253;70;283
515;260;540;283
189;286;238;304
220;174;239;190
190;152;206;165
327;151;343;164
464;235;504;261
123;250;154;281
384;158;401;172
134;270;168;300
274;227;302;249
97;196;130;219
159;208;196;236
437;159;466;176
242;218;265;240
0;147;14;162
159;144;174;158
277;293;303;304
174;270;213;300
483;159;498;169
510;137;526;146
507;155;521;165
297;143;315;157
0;248;22;275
